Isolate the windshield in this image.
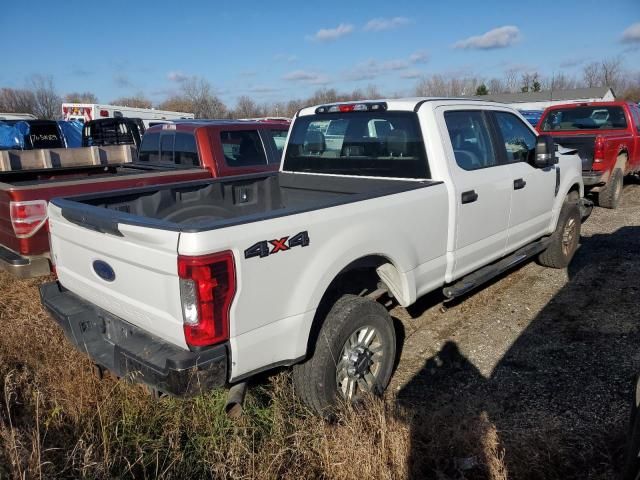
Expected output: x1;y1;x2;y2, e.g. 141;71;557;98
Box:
283;111;429;178
540;106;628;131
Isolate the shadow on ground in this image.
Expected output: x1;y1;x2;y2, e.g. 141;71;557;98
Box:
398;226;640;480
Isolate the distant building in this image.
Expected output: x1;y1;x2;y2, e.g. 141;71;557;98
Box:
471;87;615;110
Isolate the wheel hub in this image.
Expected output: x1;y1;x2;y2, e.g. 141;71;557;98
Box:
346;346;375;378
336;325;384;400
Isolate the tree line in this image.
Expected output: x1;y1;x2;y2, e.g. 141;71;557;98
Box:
1;57;638;120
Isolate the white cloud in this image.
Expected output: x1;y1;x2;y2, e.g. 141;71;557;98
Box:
409;50;429;64
621;22;640;43
453;26;521;50
247;85;278;93
167;71;189;82
344;51;429;81
400;70;423;79
274;53;298;63
282;70;330;85
363;17;411;32
307;23;354;42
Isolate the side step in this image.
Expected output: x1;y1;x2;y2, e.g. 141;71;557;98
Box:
442;237;551;301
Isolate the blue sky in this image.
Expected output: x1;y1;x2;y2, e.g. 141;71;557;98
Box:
1;0;638;106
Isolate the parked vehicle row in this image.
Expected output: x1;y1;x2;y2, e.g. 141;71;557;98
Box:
537;101;640;209
0;120;288;277
62;102;194;127
38;98;590;415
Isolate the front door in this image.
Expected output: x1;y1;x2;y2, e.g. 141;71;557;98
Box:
441;109;513;279
492;111;556;251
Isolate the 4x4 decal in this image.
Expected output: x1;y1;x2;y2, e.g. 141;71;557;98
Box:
245;231;310;259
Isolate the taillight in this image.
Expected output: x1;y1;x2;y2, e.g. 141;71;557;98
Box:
593;135;605;166
178;251;236;347
9;200;48;238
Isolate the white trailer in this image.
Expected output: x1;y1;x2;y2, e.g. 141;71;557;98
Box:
61;103;194;127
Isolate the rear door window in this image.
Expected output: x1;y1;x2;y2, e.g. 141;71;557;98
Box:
220;130;267;167
443;110;497;170
263;129;289;163
174;132;199;166
137;132;160;162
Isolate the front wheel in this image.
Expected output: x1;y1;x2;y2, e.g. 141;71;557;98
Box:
538;197;581;269
292;294;396;416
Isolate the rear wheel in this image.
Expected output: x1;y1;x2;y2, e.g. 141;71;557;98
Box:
538;195;581;268
598;168;623;209
292;294;396;416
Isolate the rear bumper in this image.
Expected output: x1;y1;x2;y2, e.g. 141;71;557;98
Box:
39;281;228;396
0;245;51;278
582;170;607;187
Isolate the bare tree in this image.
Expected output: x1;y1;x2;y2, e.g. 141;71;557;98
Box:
111;93;152;109
503;68;519;93
233;95;262;118
583;62;601;87
601;56;624;91
488;78;505;94
0;88;36;114
181;77;227;118
158;95;194;114
28;75;61;120
64;92;98;103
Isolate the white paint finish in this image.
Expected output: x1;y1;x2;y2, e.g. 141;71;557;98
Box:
48;205;188;349
48;97;586;381
506;161;557;250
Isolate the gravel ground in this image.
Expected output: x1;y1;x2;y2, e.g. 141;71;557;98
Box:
389;180;640;478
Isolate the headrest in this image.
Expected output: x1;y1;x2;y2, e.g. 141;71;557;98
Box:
304;130;325;153
387;129;408;156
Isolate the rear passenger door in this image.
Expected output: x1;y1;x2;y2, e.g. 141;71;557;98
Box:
492;111;556;251
441;109;512;279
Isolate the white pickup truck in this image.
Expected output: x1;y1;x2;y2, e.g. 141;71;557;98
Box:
40;98;590;415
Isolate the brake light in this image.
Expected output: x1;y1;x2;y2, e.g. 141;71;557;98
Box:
10;200;48;238
178;251;236;347
315;102;387;114
99;109;109;117
593;135;605;166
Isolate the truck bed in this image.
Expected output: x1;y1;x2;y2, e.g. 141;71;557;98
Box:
52;172;437;234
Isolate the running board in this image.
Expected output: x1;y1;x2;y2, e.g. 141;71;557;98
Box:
442;237;551;301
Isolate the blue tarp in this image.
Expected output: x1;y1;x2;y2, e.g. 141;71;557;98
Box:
0;121;28;149
58;120;83;148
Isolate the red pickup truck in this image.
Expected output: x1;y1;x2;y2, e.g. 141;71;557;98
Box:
0;120;289;278
537;101;640;208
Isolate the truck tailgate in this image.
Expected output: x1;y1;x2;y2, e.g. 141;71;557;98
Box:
552;135;596;170
48;203;187;349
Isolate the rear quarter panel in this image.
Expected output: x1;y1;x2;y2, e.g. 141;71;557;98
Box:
178;181;449;378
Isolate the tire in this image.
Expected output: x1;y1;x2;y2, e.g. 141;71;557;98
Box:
292;294;396;416
538;196;581;269
598;168;623;209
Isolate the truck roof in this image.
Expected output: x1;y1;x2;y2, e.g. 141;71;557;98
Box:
543;100;637;111
145;119;291;134
297;97;508;116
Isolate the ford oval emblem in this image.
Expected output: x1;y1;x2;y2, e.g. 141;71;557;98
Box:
93;260;116;282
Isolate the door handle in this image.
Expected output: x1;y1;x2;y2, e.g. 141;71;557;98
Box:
461;190;478;204
513;178;526;190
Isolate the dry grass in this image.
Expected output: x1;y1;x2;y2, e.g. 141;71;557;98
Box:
0;267;627;479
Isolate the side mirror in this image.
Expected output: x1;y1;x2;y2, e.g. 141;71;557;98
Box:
534;134;558;168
